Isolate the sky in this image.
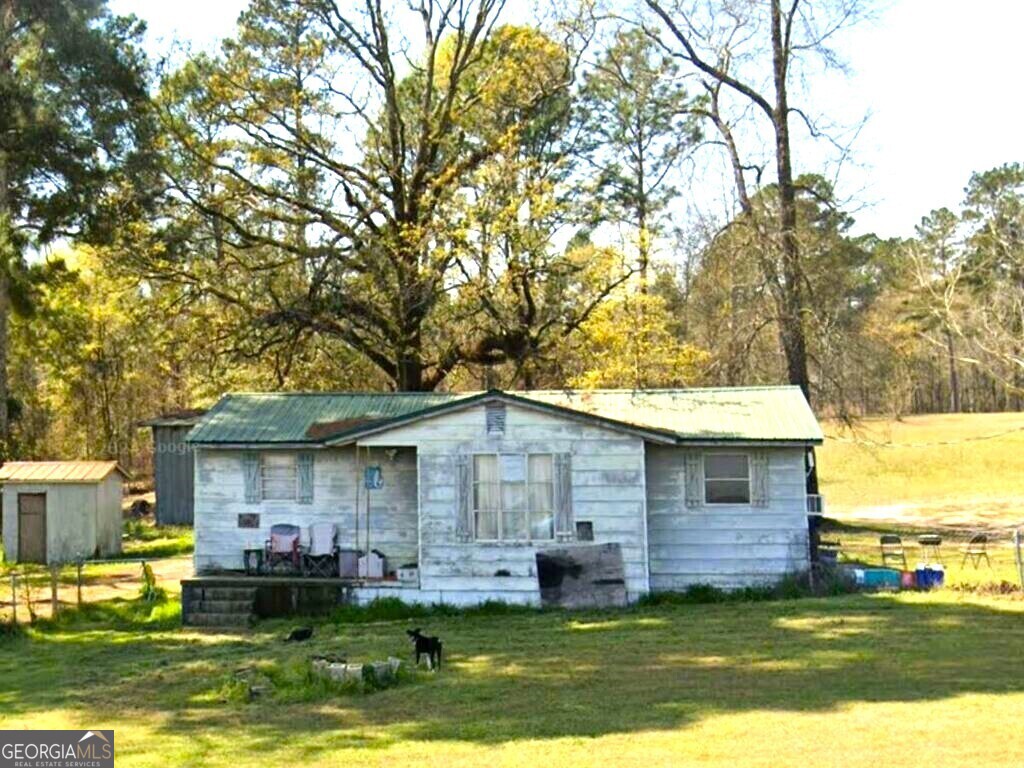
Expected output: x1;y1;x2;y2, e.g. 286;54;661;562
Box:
110;0;1024;240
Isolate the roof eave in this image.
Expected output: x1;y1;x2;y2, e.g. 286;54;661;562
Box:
323;390;680;446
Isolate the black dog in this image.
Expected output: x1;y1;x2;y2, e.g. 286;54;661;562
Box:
285;626;313;642
406;628;442;670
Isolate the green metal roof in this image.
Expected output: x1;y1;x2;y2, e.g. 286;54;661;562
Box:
187;387;821;445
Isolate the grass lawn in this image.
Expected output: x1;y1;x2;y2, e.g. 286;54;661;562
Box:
122;519;194;559
819;412;1024;526
3;591;1024;767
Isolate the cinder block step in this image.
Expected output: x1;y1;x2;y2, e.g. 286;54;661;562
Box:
190;600;254;614
199;587;257;601
187;612;253;627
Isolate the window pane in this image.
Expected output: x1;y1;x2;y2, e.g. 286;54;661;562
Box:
705;479;750;504
474;455;498;481
476;507;499;539
261;454;296;500
528;481;553;514
528;454;553;483
705;454;749;480
529;510;554;540
500;454;526;482
473;455;500;539
501;483;527;540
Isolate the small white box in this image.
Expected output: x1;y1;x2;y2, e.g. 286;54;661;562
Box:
358;550;386;579
398;565;418;583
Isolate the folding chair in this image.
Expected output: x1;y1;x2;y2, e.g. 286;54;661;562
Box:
879;534;907;569
917;534;943;564
303;523;340;577
264;524;303;574
961;533;991;569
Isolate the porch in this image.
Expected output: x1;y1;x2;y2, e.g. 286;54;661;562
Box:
180;573;421;626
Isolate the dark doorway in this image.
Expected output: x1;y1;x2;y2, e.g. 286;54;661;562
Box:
17;493;46;563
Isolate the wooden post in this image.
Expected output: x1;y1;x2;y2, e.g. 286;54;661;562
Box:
9;573;15;626
1014;529;1024;588
76;561;83;607
50;564;59;617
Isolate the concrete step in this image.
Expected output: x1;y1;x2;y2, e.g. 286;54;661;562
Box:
197;587;257;601
186;612;253;628
190;599;254;614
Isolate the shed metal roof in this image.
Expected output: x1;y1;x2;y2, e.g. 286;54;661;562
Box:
0;461;130;483
188;387;821;446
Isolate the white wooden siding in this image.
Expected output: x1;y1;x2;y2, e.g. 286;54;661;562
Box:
1;478;122;564
645;445;809;589
193;446;418;572
360;403;650;603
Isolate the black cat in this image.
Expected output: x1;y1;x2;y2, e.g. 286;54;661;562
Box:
284;626;313;642
406;628;442;670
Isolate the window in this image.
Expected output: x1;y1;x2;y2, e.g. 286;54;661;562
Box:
472;453;554;541
704;453;750;504
261;453;297;500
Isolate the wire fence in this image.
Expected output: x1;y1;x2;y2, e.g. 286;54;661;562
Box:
0;558;165;625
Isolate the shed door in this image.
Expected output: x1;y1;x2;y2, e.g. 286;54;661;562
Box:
17;493;46;563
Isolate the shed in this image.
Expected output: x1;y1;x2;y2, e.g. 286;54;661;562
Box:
0;461;129;564
140;409;205;525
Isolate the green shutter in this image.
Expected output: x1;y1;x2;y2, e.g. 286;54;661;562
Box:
554;453;574;540
455;455;472;542
243;452;261;504
297;452;314;504
684;450;702;508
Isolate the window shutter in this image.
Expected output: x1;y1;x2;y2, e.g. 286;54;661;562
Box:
297;451;314;504
455;454;472;542
554;452;574;540
751;451;769;508
243;452;261;503
684;450;703;508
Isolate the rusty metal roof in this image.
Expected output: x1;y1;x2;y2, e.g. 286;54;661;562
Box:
0;461;131;483
138;408;207;428
188;387;821;445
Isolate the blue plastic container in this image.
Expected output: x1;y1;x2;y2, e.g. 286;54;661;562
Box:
861;568;902;589
915;564;945;589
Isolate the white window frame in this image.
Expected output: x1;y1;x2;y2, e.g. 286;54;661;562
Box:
471;452;554;543
702;452;751;506
260;453;298;501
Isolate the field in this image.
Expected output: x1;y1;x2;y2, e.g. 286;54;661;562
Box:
3;591;1024;768
818;412;1024;527
3;411;1024;766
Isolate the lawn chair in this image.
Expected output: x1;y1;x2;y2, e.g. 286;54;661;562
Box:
264;523;303;574
879;534;907;569
961;533;991;569
303;522;340;577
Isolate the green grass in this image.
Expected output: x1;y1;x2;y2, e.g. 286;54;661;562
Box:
3;590;1024;767
121;520;194;559
819;412;1024;523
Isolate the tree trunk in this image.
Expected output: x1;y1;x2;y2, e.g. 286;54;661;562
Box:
945;328;961;412
0;146;10;457
770;0;811;405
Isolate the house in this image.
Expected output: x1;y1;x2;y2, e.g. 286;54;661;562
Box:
140;409;206;525
186;387;823;606
1;461;129;564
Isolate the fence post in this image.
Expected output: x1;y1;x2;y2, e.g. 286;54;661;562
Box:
9;573;16;626
1014;529;1024;588
50;565;59;617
